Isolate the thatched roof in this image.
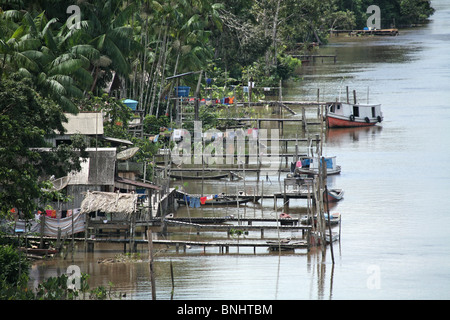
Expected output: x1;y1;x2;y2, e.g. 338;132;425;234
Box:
80;191;138;215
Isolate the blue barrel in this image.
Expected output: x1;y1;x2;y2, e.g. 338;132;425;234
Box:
123;99;138;110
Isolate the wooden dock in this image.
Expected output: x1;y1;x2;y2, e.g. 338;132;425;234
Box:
217;117;323;130
162;219;311;239
91;237;311;254
31;233;311;254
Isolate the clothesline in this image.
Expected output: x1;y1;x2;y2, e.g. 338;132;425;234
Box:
183;194;220;208
4;209;85;237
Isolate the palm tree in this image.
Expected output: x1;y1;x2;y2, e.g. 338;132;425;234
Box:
134;0;222;116
1;10;99;113
80;0;141;93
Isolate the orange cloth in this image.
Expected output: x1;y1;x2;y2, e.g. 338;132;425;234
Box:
200;197;207;205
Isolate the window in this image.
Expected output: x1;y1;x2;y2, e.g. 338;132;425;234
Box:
372;107;376;117
353;106;359;117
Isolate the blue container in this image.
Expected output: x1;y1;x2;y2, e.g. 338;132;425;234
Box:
123;99;138;110
175;86;191;97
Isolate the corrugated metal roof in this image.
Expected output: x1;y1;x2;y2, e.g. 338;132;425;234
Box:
115;176;161;191
63;112;104;135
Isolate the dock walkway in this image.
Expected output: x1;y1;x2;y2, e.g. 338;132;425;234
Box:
91;237;310;254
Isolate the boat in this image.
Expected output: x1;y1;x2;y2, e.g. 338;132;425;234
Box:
295;156;341;176
177;194;261;206
326;101;383;128
279;213;298;225
169;172;228;180
326;188;344;202
266;239;293;251
301;212;341;226
325;231;340;243
266;238;306;251
18;247;59;256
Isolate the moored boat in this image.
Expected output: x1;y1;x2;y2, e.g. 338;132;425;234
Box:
169;172;228;180
177;194;261;206
326;188;344;202
301;212;341;226
295;156;341;176
326;101;383;128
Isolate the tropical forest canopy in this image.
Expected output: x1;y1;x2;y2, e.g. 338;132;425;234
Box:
1;0;434;108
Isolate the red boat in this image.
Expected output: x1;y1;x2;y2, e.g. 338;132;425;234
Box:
326;102;383;128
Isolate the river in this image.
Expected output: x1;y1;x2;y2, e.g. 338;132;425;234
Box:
30;1;450;300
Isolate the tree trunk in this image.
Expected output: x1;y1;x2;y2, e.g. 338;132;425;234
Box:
272;0;282;66
149;25;167;116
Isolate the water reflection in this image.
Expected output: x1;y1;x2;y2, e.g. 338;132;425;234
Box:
326;126;383;144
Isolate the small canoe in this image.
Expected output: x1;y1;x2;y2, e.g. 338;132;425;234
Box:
18;247;59;255
177;196;261;206
326;189;344;202
169;172;228;180
300;213;341;226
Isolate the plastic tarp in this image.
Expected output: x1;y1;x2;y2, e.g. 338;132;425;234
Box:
5;209;85;237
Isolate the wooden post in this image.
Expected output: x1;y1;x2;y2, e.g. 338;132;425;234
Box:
353;90;357;104
56;227;61;251
170;259;175;299
249;77;253;105
261;180;264;211
194;70;203;121
302;107;306;129
325;186;335;264
71;208;74;262
346;86;349;103
147;230;156;300
279;79;282;102
39;213;45;249
129;213;136;253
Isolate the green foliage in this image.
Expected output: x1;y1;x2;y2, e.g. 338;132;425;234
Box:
336;0;434;28
0;76;87;218
0;245;120;300
0;245;30;289
199;105;219;130
143;114;170;135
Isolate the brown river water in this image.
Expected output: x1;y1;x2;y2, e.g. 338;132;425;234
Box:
30;1;450;300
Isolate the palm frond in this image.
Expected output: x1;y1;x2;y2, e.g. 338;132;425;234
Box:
46;78;67;96
71;44;100;62
72;67;94;88
16;38;41;51
57;95;79;114
104;37;130;75
13;51;40;72
17;67;32;78
48;57;86;76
